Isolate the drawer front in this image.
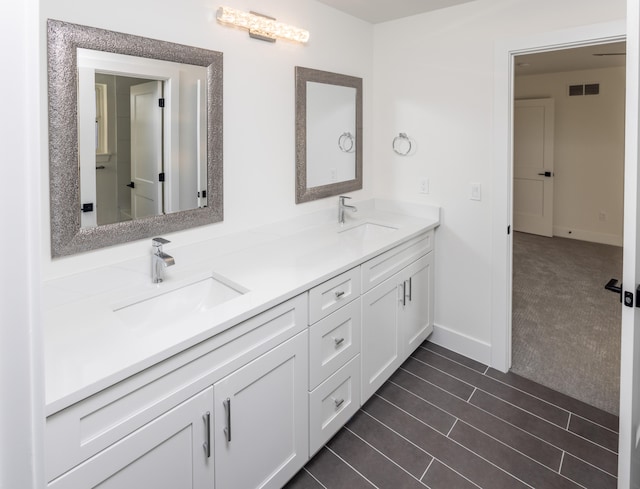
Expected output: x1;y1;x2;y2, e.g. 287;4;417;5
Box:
361;231;433;293
309;267;361;324
46;294;307;482
309;355;361;456
309;298;361;390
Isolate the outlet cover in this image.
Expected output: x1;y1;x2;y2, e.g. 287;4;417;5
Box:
419;177;429;194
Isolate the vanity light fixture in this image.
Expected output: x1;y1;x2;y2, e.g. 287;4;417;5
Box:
216;6;310;44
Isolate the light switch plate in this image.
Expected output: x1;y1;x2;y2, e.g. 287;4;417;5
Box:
470;183;481;201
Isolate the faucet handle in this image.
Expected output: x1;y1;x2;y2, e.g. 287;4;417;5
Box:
152;237;170;248
339;195;351;203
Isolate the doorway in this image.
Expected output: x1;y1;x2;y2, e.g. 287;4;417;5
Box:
510;44;626;414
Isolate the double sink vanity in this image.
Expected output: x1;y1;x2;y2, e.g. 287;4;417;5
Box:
43;200;439;488
43;17;439;489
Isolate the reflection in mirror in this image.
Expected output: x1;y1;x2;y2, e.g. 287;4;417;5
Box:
77;49;208;228
295;67;362;204
47;20;223;257
305;82;356;188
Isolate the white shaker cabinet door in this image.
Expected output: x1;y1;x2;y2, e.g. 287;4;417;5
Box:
213;330;309;489
401;253;434;355
49;387;214;489
361;274;403;403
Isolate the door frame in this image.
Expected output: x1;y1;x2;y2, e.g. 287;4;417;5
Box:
490;20;626;373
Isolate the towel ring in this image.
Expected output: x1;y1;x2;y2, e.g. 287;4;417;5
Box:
392;133;412;156
338;132;355;153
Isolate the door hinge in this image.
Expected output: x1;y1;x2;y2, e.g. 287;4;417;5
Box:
81;203;94;213
159;172;165;182
158;98;165;108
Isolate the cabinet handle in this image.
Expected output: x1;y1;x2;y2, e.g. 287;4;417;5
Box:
402;282;406;306
223;398;231;442
407;277;412;302
203;411;211;458
334;397;345;408
334;337;345;347
335;290;345;299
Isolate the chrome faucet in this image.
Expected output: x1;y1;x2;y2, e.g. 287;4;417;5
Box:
338;196;357;225
151;237;175;283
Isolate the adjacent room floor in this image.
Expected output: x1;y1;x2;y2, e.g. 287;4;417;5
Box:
286;341;618;489
511;232;622;415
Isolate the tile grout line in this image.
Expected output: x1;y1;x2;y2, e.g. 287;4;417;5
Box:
419;458;435;482
421;343;618;435
421;343;487;374
324;445;382;489
388;376;618;480
363;398;522;489
566;412;572;431
446;418;458;437
343;425;431;486
303;468;329;489
468;386;478;403
558;451;565;475
369;394;538;489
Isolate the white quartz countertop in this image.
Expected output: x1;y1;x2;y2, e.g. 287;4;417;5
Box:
43;199;439;415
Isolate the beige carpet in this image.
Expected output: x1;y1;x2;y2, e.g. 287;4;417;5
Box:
511;232;622;415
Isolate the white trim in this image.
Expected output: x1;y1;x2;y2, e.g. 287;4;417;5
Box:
429;323;492;366
491;20;626;373
552;226;623;247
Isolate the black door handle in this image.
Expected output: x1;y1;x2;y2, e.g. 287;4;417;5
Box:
126;181;135;188
537;171;553;177
605;278;624;304
605;278;622;294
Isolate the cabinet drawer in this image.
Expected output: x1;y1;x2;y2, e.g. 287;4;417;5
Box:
309;298;361;390
46;294;307;482
309;267;361;324
309;355;361;456
361;231;433;293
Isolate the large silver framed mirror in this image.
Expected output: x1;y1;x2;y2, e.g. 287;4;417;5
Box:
47;19;223;257
295;67;362;203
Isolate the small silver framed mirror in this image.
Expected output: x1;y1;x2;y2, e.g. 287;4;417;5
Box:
295;67;363;204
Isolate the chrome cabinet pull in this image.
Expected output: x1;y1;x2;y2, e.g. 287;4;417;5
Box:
223;398;231;442
402;281;407;306
334;397;345;408
407;277;412;302
203;411;211;458
334;337;345;347
335;290;345;299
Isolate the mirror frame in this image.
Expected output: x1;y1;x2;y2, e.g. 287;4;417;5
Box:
47;19;223;257
295;66;363;204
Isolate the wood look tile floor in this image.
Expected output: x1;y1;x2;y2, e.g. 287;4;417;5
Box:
285;341;619;489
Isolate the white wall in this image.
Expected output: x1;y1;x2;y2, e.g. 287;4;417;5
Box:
372;0;626;363
516;67;625;246
41;0;374;280
0;0;44;487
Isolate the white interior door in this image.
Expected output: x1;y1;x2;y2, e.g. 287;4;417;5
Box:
618;3;640;487
130;80;163;219
513;98;555;237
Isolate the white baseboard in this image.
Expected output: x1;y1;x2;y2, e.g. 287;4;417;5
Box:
552;226;622;247
429;323;492;366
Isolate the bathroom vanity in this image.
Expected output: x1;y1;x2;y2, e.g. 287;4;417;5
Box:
43;200;438;488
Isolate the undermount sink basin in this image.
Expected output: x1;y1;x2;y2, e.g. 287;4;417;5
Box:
114;275;246;328
338;222;398;240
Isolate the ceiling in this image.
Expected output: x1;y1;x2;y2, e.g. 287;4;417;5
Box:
313;1;626;75
514;42;626;76
314;0;477;24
